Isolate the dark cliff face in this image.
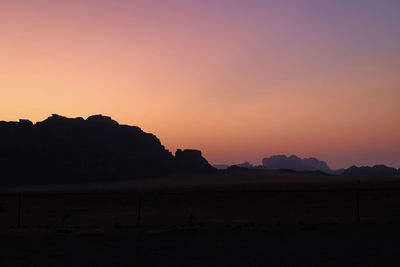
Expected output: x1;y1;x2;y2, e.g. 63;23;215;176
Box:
174;149;215;172
0;114;177;185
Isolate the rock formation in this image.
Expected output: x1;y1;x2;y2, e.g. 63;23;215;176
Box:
174;149;215;172
0;114;214;185
343;165;399;177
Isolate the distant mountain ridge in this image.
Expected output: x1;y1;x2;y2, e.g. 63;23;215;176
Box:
215;155;399;177
262;155;344;174
1;114;398;186
343;165;400;177
0;114;214;185
214;164;230;170
214;155;344;174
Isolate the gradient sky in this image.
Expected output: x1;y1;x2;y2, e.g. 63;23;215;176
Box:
1;0;399;169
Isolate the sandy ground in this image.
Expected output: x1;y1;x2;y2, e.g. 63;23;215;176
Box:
2;180;400;230
1;223;400;266
1;174;400;266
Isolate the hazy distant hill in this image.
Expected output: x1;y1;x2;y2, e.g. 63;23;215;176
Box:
214;162;254;170
262;155;344;175
213;164;229;170
214;155;400;178
236;162;254;169
0;114;214;185
216;156;344;174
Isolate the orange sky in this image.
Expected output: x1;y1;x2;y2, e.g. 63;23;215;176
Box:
1;1;399;168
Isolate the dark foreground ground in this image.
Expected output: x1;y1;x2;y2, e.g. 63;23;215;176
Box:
1;172;400;266
1;223;400;266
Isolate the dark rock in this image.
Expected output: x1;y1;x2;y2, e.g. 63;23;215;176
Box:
343;165;399;177
262;155;332;173
19;119;33;127
175;149;215;172
0;114;179;185
86;114;119;126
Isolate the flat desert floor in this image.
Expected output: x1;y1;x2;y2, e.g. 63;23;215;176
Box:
1;172;400;266
2;224;400;266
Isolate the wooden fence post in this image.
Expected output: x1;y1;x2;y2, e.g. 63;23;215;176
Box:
356;180;361;223
17;192;22;228
137;196;142;227
189;213;193;229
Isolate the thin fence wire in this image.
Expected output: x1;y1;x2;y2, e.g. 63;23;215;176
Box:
1;187;400;230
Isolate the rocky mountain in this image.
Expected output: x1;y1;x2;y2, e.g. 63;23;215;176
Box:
214;162;254;170
175;149;215;172
262;155;343;174
0;114;214;185
343;165;399;177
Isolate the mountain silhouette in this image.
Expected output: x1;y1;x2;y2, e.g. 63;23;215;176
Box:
175;149;215;172
262;155;344;174
214;162;254;170
343;165;400;177
1;114;397;186
235;161;254;169
0;114;214;185
216;156;344;174
213;164;229;170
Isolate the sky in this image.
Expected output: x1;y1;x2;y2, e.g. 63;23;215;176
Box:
1;0;399;169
